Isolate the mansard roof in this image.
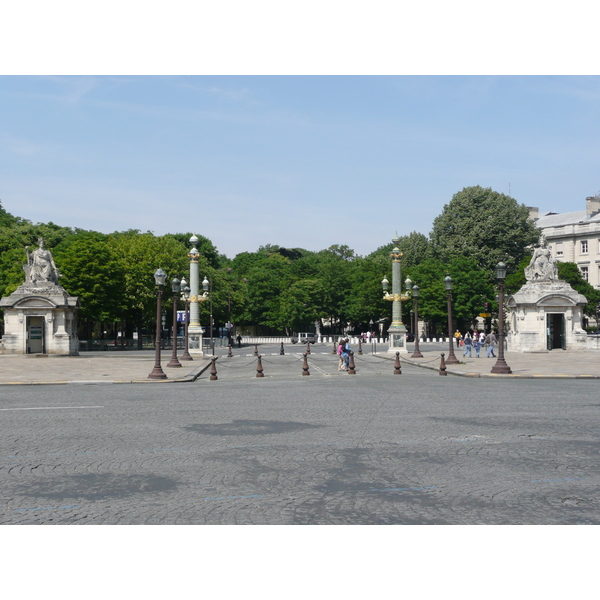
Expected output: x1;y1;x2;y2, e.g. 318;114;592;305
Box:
535;210;600;228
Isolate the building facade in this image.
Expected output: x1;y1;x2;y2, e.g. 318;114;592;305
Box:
529;194;600;290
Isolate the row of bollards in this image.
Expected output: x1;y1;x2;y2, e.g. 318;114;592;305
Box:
206;349;450;380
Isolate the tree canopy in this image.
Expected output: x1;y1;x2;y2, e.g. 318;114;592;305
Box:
0;185;586;340
430;186;540;275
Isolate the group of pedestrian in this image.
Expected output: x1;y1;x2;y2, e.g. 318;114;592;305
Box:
337;338;351;371
458;329;497;358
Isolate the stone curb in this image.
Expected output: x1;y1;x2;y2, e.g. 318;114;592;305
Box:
371;353;600;379
0;358;213;386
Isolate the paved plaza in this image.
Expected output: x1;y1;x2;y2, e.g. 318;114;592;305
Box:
0;343;599;524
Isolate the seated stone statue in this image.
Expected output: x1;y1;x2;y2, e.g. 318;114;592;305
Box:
524;246;558;283
24;237;60;284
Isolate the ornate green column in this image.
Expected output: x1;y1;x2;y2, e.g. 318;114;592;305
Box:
187;234;208;355
383;235;410;353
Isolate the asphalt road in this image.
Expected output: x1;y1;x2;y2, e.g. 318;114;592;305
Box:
1;349;599;525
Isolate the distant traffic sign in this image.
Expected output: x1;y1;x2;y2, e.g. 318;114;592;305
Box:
479;313;491;318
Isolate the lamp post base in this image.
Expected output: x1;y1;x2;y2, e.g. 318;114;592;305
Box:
166;357;182;368
387;325;408;354
148;366;168;379
491;358;512;374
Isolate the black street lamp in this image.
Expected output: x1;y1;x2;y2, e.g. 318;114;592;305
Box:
167;276;182;368
179;278;193;361
148;268;168;379
491;261;512;374
411;283;423;358
444;274;459;365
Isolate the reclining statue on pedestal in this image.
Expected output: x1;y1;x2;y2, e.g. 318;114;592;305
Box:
524;246;558;283
23;237;60;284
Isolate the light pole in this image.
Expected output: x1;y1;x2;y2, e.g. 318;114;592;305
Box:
179;278;192;361
382;234;411;353
444;274;459;365
411;283;423;358
148;268;168;379
167;276;182;368
491;261;512;374
202;276;213;355
187;235;208;355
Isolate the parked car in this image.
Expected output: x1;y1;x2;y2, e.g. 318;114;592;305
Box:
291;332;316;344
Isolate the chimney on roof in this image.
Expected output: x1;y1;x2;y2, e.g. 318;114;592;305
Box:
586;195;600;218
527;206;539;221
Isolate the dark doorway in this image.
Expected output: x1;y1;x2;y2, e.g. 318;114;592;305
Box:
27;316;45;354
547;313;566;350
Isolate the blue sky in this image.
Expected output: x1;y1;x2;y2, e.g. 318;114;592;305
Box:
2;75;599;258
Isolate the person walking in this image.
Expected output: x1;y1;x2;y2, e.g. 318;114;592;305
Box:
337;339;346;371
454;329;462;348
473;335;482;358
462;331;473;358
341;338;351;370
486;331;497;358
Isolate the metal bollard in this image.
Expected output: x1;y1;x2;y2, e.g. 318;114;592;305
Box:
306;342;311;355
358;339;363;355
439;353;447;376
228;345;233;357
254;344;258;356
210;357;219;381
394;352;401;375
348;351;356;374
256;354;264;378
332;339;337;354
280;342;285;355
302;352;310;376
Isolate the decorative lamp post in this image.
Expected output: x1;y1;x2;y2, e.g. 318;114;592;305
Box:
179;278;192;361
382;235;411;353
444;274;459;365
187;235;209;355
202;276;213;355
411;283;424;358
491;261;512;374
166;276;182;368
148;268;168;379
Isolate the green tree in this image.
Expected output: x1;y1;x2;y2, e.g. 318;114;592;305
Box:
53;232;126;337
406;256;496;335
556;262;600;319
430;186;540;275
163;233;221;269
344;256;389;328
106;231;195;340
278;279;327;332
368;231;431;268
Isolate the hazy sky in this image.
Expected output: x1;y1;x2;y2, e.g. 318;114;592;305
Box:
2;75;599;258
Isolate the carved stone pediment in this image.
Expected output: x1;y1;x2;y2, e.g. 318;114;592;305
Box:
13;297;58;309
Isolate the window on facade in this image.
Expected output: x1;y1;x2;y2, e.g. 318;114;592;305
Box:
581;266;589;281
581;240;589;254
556;242;563;256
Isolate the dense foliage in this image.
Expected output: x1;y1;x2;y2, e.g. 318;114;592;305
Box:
430;186;540;275
1;183;594;340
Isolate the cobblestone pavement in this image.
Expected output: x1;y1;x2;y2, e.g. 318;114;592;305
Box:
1;340;599;385
1;351;599;524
